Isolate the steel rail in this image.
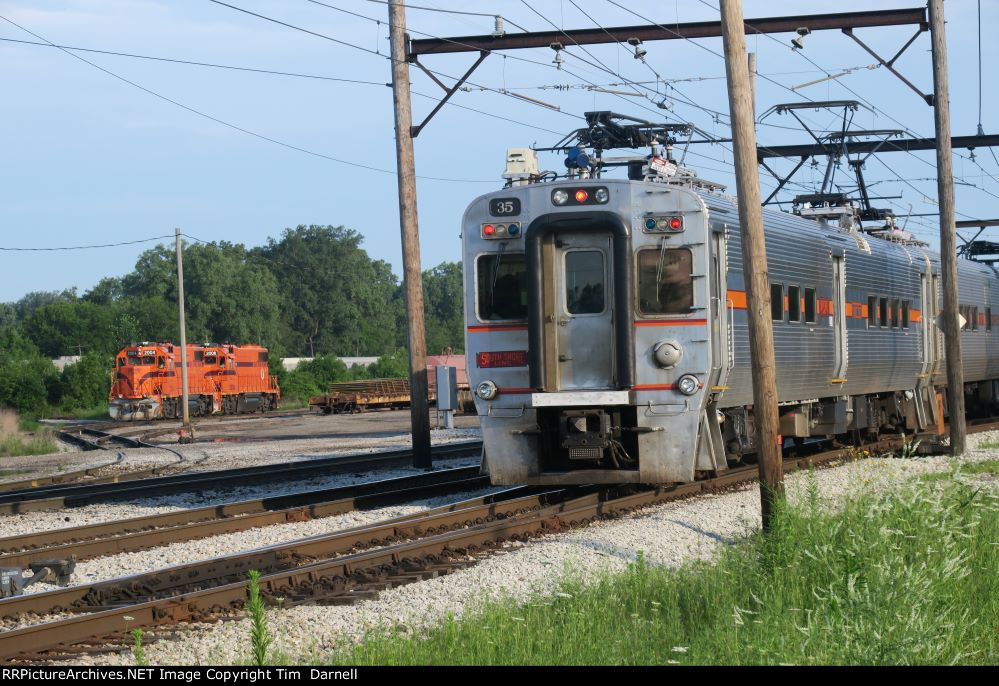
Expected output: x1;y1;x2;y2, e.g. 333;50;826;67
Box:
0;456;125;493
0;484;559;624
0;441;482;513
0;467;487;568
0;447;854;660
3;424;988;661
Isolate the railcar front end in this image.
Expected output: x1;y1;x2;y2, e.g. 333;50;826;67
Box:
463;178;728;484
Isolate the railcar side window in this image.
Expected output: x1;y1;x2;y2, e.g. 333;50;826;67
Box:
565;250;606;314
988;308;992;332
771;283;783;321
867;296;877;327
637;248;693;315
787;285;801;323
902;301;911;329
973;307;979;331
890;299;900;328
477;253;527;321
879;298;889;327
804;288;816;324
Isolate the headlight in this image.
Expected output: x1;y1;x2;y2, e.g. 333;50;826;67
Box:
552;189;569;205
676;374;699;396
476;380;498;400
594;187;609;203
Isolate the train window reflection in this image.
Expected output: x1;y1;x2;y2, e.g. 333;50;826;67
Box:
787;285;801;323
477;253;527;321
770;283;783;321
637;248;693;315
565;250;605;314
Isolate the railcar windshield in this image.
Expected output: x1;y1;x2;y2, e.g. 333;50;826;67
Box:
637;248;693;315
125;353;155;366
477;253;527;320
564;250;605;314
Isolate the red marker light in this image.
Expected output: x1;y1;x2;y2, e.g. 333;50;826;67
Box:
483;224;496;236
669;217;683;230
574;189;589;203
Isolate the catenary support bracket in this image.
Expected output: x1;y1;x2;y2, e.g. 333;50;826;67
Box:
410;51;488;138
843;27;932;105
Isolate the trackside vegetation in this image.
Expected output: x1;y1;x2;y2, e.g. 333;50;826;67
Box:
0;226;465;418
0;430;58;458
325;472;999;666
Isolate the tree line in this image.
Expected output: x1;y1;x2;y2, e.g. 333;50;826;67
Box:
0;226;464;416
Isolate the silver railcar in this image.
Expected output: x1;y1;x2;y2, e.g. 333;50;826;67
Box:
462;173;998;485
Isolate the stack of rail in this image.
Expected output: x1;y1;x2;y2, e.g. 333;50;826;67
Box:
310;379;411;414
309;380;475;414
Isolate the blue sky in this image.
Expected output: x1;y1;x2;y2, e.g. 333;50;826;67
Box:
1;0;997;302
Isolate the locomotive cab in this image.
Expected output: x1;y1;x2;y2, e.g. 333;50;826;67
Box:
109;343;171;420
464;174;724;485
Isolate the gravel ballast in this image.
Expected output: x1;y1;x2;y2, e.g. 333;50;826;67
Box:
0;457;481;538
24;486;501;595
68;432;999;666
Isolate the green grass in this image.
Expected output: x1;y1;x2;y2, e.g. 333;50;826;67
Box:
952;459;999;475
977;439;999;451
276;397;310;411
921;459;999;483
324;476;999;666
47;404;110;421
0;429;59;458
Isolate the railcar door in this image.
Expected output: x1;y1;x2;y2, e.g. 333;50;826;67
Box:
554;233;614;389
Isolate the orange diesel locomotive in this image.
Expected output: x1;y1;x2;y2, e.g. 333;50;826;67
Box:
109;342;280;420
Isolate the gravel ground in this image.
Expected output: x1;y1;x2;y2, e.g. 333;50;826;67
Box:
0;425;482;485
0;457;481;537
68;431;999;666
24;486;502;596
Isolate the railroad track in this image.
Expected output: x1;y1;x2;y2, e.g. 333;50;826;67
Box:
0;436;897;663
0;441;483;514
5;422;994;662
0;455;125;494
55;426;151;452
0;465;488;569
0;426;183;495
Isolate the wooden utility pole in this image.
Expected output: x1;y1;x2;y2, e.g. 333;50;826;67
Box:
929;0;965;455
388;0;432;469
748;52;757;114
175;227;190;428
720;0;783;530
